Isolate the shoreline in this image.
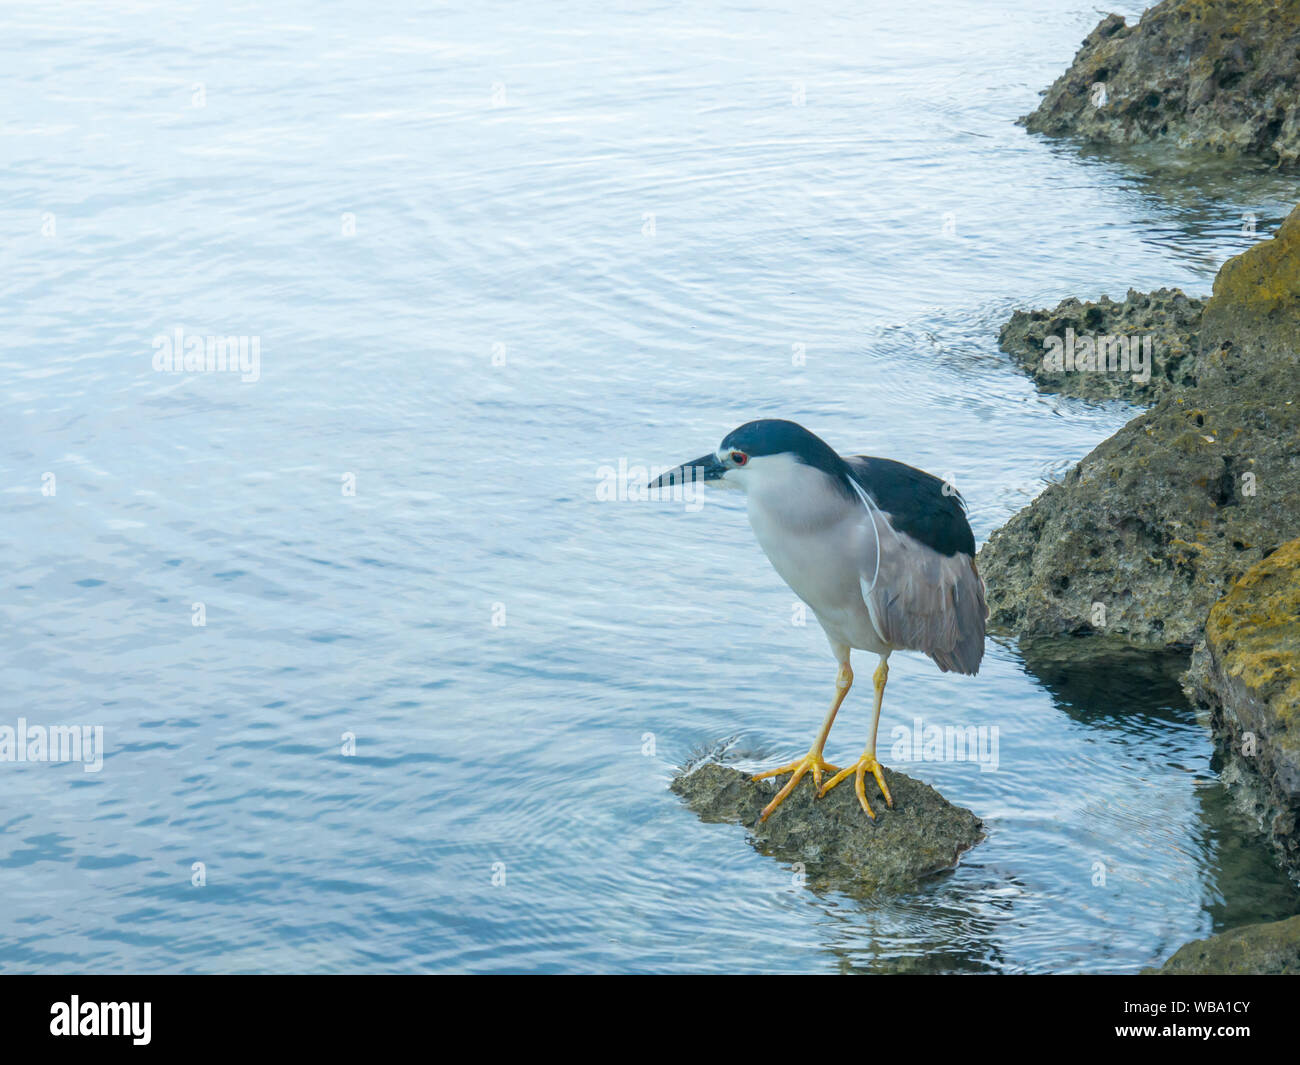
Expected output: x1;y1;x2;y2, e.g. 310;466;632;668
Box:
987;0;1300;973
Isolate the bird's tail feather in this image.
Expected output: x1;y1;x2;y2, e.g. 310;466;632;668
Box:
930;557;987;675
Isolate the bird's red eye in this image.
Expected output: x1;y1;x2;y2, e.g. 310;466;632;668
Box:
731;451;747;465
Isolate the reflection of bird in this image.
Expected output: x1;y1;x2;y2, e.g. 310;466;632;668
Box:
651;419;986;822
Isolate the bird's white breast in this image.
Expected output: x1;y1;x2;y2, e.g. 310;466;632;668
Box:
738;455;889;653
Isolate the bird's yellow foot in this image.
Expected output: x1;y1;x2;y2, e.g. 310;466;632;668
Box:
817;755;893;819
752;752;841;822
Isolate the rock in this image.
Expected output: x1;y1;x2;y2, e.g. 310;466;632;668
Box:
998;288;1205;404
1022;1;1300;167
1198;198;1300;369
979;203;1300;649
1185;539;1300;882
1148;914;1300;974
670;761;983;895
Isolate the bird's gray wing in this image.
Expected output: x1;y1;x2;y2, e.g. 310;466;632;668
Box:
844;457;987;675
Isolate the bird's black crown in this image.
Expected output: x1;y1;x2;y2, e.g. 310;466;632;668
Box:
720;419;845;477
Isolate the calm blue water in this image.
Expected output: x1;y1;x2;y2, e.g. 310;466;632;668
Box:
3;0;1298;974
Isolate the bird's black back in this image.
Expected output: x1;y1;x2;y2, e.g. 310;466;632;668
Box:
845;455;975;558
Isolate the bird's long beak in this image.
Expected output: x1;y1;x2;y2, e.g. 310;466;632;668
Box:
647;452;725;489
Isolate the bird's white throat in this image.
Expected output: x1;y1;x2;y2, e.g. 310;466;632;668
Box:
727;452;851;531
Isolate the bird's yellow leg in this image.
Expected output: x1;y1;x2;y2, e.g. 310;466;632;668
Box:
818;655;894;818
753;657;852;823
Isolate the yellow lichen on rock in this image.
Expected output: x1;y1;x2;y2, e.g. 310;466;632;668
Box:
1205;539;1300;732
1207;207;1300;317
1188;538;1300;881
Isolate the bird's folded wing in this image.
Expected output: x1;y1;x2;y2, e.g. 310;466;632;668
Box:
848;476;987;675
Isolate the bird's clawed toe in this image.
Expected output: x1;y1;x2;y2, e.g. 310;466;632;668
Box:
752;752;841;823
817;754;893;819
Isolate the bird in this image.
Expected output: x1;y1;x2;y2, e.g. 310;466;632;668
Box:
649;418;986;822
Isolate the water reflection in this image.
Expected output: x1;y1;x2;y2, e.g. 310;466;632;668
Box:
1015;634;1300;942
1041;139;1299;278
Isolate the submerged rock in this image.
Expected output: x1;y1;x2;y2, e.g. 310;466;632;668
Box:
1149;914;1300;974
1022;1;1300;167
979;203;1300;649
998;288;1205;404
671;761;983;895
1185;539;1300;882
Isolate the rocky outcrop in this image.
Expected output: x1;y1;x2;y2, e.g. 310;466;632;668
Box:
1185;539;1300;882
1149;914;1300;974
998;288;1205;404
979;204;1300;650
671;762;982;895
1022;1;1300;167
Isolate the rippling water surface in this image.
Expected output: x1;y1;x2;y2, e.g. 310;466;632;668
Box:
3;0;1299;973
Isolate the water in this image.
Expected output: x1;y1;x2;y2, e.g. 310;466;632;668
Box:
3;0;1298;974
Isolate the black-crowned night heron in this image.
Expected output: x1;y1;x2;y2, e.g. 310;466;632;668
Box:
650;419;986;822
